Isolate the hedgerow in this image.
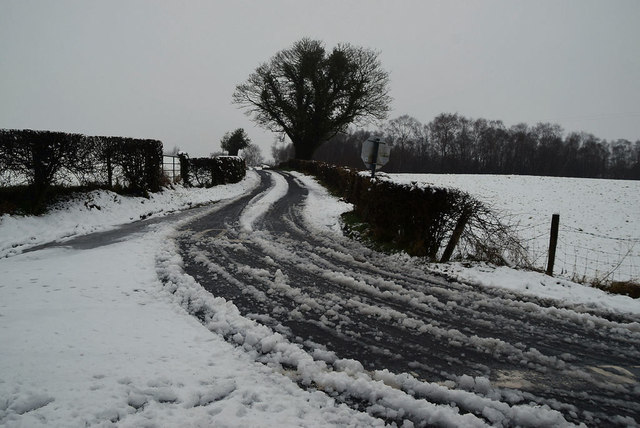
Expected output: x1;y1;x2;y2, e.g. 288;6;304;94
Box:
281;160;527;265
178;155;246;188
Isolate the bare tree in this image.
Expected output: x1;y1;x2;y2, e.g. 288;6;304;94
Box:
220;128;251;156
429;113;461;171
233;38;392;160
271;139;294;165
240;143;264;167
384;115;423;152
165;145;181;156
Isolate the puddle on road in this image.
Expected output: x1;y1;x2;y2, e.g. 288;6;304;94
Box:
493;369;536;390
493;364;639;391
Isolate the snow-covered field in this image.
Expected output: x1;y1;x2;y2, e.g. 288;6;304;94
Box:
387;174;640;285
1;170;639;426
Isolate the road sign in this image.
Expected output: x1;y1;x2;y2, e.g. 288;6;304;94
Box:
361;137;390;177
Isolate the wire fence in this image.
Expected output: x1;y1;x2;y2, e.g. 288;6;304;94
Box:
517;219;640;284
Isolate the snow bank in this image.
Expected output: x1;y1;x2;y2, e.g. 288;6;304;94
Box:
289;171;353;235
0;231;383;427
431;262;640;316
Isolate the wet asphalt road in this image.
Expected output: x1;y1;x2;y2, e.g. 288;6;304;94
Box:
176;170;640;426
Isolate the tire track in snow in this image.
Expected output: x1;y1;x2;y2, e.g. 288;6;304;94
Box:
239;170;289;232
175;170;640;427
272;190;640;370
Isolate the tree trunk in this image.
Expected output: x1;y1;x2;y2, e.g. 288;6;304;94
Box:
294;140;318;160
440;208;471;263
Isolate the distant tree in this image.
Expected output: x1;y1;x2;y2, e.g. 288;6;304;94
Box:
562;132;582;176
240;143;264;167
382;115;428;172
233;38;392;160
609;139;633;178
507;123;537;174
384;115;423;152
472;118;504;173
533;122;564;175
454;116;474;172
579;138;604;177
165;145;181;156
271;139;294;164
311;111;639;179
220;128;251;156
313;128;372;168
632;141;640;179
429;113;461;171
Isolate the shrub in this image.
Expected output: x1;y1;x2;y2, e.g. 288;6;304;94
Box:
110;138;163;194
0;130;83;192
178;155;246;188
605;281;640;299
0;129;165;212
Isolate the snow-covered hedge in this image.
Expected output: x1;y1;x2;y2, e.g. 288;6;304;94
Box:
178;155;246;188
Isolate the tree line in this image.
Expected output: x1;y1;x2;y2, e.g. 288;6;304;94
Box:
309;113;640;180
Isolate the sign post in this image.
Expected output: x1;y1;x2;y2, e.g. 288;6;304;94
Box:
361;137;390;178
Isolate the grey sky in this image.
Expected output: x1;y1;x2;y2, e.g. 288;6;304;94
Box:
1;0;639;160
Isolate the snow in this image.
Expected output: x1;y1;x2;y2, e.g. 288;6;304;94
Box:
0;172;382;427
289;171;353;235
159;237;511;427
1;235;381;427
240;170;289;232
433;261;640;316
1;169;637;426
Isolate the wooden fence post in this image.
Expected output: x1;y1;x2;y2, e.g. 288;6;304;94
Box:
172;156;176;182
106;154;112;189
440;209;471;263
546;214;560;276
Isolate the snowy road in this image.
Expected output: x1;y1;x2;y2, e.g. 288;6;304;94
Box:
174;170;640;427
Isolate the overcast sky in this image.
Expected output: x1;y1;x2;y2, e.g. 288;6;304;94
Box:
2;0;639;160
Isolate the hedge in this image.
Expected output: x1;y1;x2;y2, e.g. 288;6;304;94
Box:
281;160;481;260
96;136;163;193
178;155;246;188
0;129;163;197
